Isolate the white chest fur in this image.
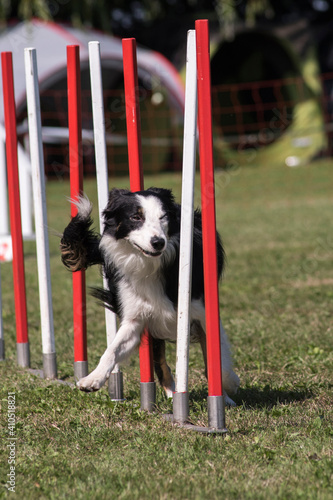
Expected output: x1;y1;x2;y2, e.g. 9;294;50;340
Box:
119;272;177;340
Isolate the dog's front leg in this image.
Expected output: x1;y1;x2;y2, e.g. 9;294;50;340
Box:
77;319;144;392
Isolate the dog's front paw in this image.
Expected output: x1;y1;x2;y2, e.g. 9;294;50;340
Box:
77;372;107;392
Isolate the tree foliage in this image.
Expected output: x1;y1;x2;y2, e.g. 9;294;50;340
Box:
2;1;333;30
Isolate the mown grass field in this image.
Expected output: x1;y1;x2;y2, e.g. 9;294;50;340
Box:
0;159;332;499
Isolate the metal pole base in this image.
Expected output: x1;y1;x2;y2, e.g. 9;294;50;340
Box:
43;352;58;379
140;381;156;412
74;360;88;381
17;342;30;368
0;339;4;360
173;391;189;423
208;395;226;431
108;371;125;401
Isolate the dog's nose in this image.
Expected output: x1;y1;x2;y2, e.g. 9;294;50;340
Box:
150;236;165;251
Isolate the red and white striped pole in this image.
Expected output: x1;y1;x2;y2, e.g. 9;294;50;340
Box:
1;52;30;367
67;45;88;380
195;19;226;430
122;38;156;411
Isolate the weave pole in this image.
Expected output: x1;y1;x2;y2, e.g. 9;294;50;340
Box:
122;38;156;411
195;20;226;430
173;29;197;423
88;41;124;400
24;48;57;379
67;45;88;380
1;52;30;367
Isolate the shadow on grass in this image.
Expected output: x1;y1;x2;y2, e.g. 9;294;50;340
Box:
188;384;314;410
235;385;314;409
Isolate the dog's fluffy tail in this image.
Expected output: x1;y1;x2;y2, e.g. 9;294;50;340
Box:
60;195;102;272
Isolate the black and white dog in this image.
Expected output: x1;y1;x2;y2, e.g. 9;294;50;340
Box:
60;187;239;405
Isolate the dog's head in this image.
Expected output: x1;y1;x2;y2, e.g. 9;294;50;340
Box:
102;187;179;258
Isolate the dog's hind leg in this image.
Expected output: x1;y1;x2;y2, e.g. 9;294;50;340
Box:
152;339;175;398
77;319;144;392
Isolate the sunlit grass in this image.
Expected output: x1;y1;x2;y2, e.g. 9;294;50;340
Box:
0;159;332;499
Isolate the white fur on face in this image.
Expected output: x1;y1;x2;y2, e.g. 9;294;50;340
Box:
127;194;168;256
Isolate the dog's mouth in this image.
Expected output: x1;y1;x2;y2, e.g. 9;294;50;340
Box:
132;242;162;257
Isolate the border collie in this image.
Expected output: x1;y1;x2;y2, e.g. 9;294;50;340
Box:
60;187;239;405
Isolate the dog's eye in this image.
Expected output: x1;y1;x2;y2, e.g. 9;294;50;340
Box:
130;214;142;222
159;213;167;220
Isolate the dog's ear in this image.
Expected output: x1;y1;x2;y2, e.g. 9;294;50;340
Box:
146;187;175;204
103;188;131;219
108;188;131;201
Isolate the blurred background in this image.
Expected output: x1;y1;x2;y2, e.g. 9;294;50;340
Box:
1;0;333;177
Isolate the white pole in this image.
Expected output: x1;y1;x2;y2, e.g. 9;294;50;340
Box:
24;48;57;379
173;30;197;423
88;41;123;400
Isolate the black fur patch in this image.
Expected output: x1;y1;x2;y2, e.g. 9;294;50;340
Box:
90;262;122;317
160;206;225;306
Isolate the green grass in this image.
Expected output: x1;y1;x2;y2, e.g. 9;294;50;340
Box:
1;160;332;499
